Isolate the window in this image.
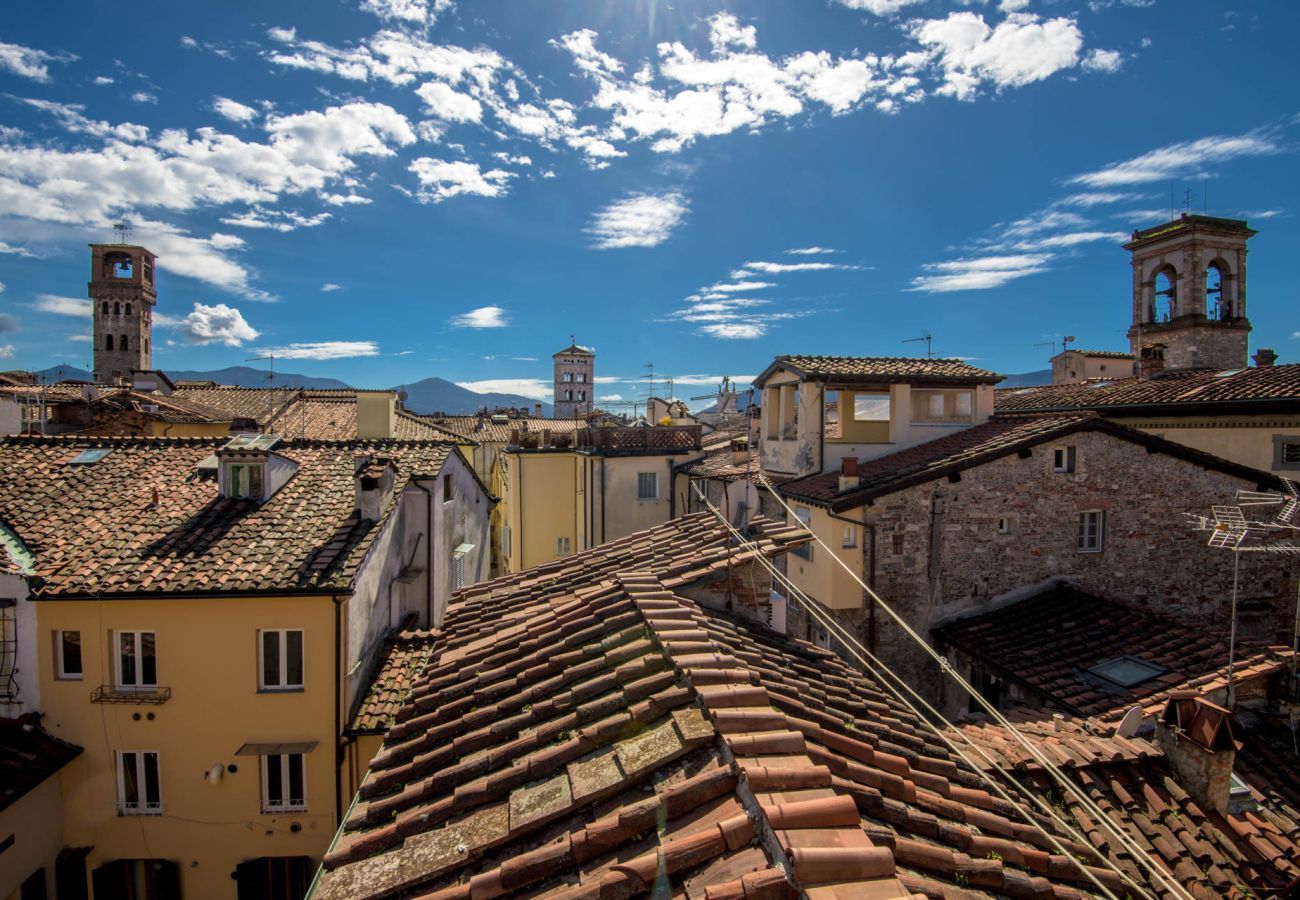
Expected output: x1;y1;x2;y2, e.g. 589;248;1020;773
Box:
443;475;453;503
841;525;856;548
996;516;1015;535
1152;267;1176;322
853;392;891;422
556;536;571;555
116;631;157;690
912;390;974;424
119;335;128;352
56;630;82;679
1052;446;1076;473
1077;510;1105;552
1088;655;1164;688
577;390;586;402
262;754;306;813
563;372;573;383
117;751;161;815
564;390;573;401
637;472;658;500
502;524;512;560
101;301;109;315
259;630;303;691
114;302;121;316
105;334;114;351
125;302;132;316
1273;436;1300;471
227;463;265;499
792;507;813;560
0;606;13;701
577;373;586;383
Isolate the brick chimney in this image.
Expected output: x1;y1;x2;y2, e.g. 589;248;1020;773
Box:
534;402;543;417
1252;348;1278;368
354;455;396;521
1138;344;1166;379
838;457;861;493
1153;692;1240;815
730;436;750;467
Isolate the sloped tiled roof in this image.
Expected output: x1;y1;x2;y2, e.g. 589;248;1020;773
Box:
0;436;458;597
756;355;1002;388
934;584;1294;721
676;441;790;485
93;390;234;425
780;413;1283;512
0;716;82;812
1062;350;1133;360
995;364;1300;413
348;626;442;735
429;415;589;444
316;562;1127;899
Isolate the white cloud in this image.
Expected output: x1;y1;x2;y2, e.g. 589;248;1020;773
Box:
1012;230;1127;251
33;295;91;317
415;81;482;123
698;323;765;339
599;393;624;402
131;91;158;104
834;0;927;15
263;341;380;360
912;12;1083;100
0;345;13;360
1056;191;1146;207
0;241;34;257
910;253;1052;292
742;260;861;274
491;152;532;166
786;246;839;255
705;280;774;293
321;283;342;292
265;26;502;88
1081;48;1123;73
220;209;332;232
456;378;551;400
213;97;259;123
409;158;513;201
1067;127;1282;188
175;302;260;346
359;0;452;25
588;192;689;249
450;305;509;328
709;14;757;52
93;76;114;85
0;41;75;83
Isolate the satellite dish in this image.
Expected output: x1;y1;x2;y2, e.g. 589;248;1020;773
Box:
1114;705;1143;738
398;390;409;402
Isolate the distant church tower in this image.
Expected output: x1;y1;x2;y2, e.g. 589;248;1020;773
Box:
1125;214;1254;376
90;243;157;384
553;339;594;418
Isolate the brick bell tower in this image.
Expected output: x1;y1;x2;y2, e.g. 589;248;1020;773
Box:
1125;214;1255;376
90;242;157;384
552;339;595;418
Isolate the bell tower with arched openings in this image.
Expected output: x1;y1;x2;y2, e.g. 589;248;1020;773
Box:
1125;213;1255;376
90;242;157;384
552;339;595;418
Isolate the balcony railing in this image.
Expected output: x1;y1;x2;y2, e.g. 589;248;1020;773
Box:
91;685;171;705
575;425;702;452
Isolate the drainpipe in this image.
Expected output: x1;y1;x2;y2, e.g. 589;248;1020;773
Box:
412;480;436;628
331;593;346;828
827;508;877;651
600;456;606;544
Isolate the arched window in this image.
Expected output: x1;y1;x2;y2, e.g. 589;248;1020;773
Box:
119;335;128;351
1205;261;1227;320
101;301;109;315
145;338;149;354
564;390;573;401
125;302;132;316
114;302;121;316
1153;267;1176;323
105;334;115;350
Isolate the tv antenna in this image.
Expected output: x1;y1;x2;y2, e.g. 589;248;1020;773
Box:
246;354;278;431
1035;335;1075;355
112;220;134;244
1183;186;1195;213
902;333;934;358
641;362;655;398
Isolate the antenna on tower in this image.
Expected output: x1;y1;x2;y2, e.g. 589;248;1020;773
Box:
112;220;134;244
902;333;934;358
1183;186;1195;213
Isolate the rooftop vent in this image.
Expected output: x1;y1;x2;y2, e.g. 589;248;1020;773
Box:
1087;655;1165;688
68;448;112;466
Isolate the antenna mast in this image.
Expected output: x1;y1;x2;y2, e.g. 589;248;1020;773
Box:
246;354;276;432
902;333;934;359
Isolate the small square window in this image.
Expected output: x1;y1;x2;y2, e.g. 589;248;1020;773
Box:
1088;655;1163;687
56;630;82;679
262;753;306;813
1077;510;1105;552
637;472;658;501
841;525;856;548
259;630;304;691
853;393;891;422
556;536;571;555
1052;446;1076;474
1273;436;1300;471
996;516;1014;535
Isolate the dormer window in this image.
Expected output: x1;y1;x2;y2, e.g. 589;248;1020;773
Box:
226;462;264;499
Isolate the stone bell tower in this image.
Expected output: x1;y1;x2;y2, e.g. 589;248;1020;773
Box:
1125;214;1254;376
552;339;595;418
90;243;157;384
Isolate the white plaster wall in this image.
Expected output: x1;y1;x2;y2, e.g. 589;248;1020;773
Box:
431;450;491;627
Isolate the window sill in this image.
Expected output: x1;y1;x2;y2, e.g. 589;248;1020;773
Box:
119;807;163;817
56;675;84;682
262;806;307;815
1077;548;1104;554
257;687;305;695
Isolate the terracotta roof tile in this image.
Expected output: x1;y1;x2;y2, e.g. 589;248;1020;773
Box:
427;415;590;444
758;356;1002;387
348;625;442;734
0;435;458;596
995;363;1300;413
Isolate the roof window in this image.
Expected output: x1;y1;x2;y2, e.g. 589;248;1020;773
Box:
1087;655;1166;688
1214;369;1243;378
68;448;112;466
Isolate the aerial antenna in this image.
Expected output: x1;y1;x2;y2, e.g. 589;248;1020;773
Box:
112;220;134;244
1183;186;1194;213
642;362;654;399
246;354;276;432
902;333;934;359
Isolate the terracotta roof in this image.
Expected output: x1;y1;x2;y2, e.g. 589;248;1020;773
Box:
92;390;234;425
429;415;589;444
0;715;82;812
676;442;790;485
316;560;1127;899
0;435;458;597
348;626;442;735
995;364;1300;414
553;343;595;356
958;713;1161;773
780;413;1284;512
755;355;1003;388
1062;350;1132;360
934;584;1294;720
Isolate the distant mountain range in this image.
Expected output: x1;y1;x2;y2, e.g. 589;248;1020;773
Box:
32;366;550;415
997;369;1052;388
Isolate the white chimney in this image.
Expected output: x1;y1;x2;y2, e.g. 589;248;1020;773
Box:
838;457;861;493
354;455;396;521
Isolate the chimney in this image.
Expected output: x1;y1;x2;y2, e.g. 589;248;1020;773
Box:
838;457;861;493
1138;344;1166;379
1252;348;1278;368
541;428;551;448
355;390;396;439
354;455;396;521
730;436;750;467
1153;692;1240;815
534;402;543;417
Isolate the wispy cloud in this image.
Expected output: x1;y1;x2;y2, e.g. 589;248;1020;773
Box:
0;41;76;83
785;246;840;255
450;305;509;328
456;378;551;400
262;341;380;359
910;254;1052;292
321;283;343;292
588;192;689;249
1066;126;1284;188
741;260;864;274
33;295;90;317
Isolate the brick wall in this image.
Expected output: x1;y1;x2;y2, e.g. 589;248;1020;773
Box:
817;428;1297;700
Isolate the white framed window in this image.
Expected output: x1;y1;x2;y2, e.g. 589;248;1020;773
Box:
912;390;975;424
637;472;658;501
792;507;814;560
563;372;573;383
226;462;264;499
262;753;306;813
56;630;83;680
556;536;571;555
577;373;587;383
841;525;856;548
853;392;891;422
117;751;162;815
115;631;157;690
1052;446;1076;474
259;630;304;691
1077;510;1105;552
997;516;1015;535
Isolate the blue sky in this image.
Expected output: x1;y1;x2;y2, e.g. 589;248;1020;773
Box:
0;0;1296;405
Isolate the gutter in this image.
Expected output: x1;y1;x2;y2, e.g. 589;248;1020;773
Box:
332;592;347;829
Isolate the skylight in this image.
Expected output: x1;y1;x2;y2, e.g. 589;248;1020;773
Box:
1214;369;1243;378
68;448;112;466
1087;655;1166;688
